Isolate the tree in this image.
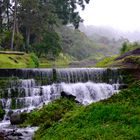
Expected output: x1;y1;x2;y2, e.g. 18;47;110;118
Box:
33;31;61;58
52;0;90;28
0;0;90;53
11;0;18;50
0;1;3;32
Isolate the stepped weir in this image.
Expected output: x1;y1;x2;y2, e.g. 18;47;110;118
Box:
0;68;125;110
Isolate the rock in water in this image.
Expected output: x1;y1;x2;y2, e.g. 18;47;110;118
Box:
61;91;76;100
10;112;27;125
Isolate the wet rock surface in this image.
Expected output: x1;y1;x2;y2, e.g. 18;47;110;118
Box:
61;91;76;100
10;112;27;125
0;130;23;140
0;122;38;140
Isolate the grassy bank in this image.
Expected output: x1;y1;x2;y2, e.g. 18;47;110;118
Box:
95;55;140;68
25;80;140;140
0;52;39;68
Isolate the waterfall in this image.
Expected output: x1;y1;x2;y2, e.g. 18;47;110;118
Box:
0;68;124;112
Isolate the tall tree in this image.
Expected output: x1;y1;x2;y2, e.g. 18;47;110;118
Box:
11;0;18;50
1;0;90;52
4;0;11;30
0;1;3;32
52;0;90;28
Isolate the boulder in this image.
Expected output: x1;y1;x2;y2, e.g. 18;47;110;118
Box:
10;112;27;125
61;91;76;100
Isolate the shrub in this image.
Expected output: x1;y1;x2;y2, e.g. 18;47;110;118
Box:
120;41;140;55
30;53;39;68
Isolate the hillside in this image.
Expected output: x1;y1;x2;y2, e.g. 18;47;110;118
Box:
80;24;140;42
57;26;122;61
96;48;140;68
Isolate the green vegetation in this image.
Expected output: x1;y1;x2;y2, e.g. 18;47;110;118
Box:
0;53;39;68
21;97;80;127
95;52;140;68
95;41;140;68
0;105;5;121
57;26;121;61
95;55;118;68
39;53;71;68
122;55;140;65
30;53;39;68
0;0;90;60
32;81;140;140
120;42;140;55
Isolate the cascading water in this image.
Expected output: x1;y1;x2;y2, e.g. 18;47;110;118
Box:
0;68;123;110
0;68;125;139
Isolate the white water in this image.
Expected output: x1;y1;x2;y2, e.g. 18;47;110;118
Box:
0;80;120;112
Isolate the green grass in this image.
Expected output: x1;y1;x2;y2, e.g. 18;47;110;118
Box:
33;81;140;140
39;53;72;68
0;53;38;68
95;55;118;68
21;97;80;127
95;55;140;68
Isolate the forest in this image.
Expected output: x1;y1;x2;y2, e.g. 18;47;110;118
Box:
0;0;91;58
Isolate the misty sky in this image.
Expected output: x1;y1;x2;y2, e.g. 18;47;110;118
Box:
80;0;140;31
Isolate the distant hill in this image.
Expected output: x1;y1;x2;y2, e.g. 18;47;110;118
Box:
57;26;123;61
79;24;140;42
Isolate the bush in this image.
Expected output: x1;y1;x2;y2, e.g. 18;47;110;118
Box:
120;41;140;55
22;97;79;127
30;53;39;68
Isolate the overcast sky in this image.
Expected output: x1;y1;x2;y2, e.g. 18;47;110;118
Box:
80;0;140;31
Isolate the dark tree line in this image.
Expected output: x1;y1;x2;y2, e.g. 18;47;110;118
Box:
0;0;90;58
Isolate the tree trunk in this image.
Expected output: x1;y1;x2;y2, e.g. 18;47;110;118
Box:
25;27;30;51
0;2;2;32
6;2;10;30
11;0;17;50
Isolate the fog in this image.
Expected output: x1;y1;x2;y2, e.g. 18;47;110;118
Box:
80;0;140;31
79;0;140;41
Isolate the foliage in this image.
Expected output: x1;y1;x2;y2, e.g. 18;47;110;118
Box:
0;31;11;50
57;26;100;60
30;53;39;68
22;97;80;127
0;0;90;52
14;32;24;51
39;53;71;68
33;31;62;59
0;106;5;121
120;41;140;55
34;81;140;140
95;55;118;68
98;55;140;68
52;0;90;28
